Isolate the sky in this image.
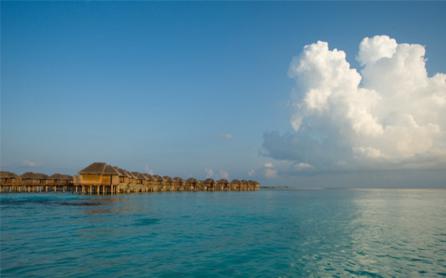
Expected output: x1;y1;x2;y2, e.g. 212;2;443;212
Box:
1;2;445;187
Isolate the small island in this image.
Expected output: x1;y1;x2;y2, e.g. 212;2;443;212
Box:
0;162;260;194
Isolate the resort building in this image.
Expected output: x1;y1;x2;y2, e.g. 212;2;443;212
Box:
76;162;121;194
0;171;21;192
21;172;49;192
0;162;260;194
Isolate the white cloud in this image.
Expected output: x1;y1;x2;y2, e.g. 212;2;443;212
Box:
296;162;314;171
219;169;229;180
248;169;256;177
205;168;214;178
222;133;233;140
23;160;38;167
144;164;154;175
205;168;230;179
357;35;397;66
263;35;446;171
264;162;278;178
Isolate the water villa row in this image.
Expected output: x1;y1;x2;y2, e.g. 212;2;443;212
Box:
0;162;260;194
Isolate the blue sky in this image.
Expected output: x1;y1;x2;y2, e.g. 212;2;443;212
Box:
1;2;446;187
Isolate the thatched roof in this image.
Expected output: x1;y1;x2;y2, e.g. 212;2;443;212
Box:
21;172;48;179
132;172;146;180
217;179;229;184
127;172;138;179
76;162;252;188
173;177;183;182
50;173;72;180
152;175;162;182
79;162;120;176
79;162;107;174
127;171;136;178
185;178;197;184
115;167;131;178
203;178;215;185
103;165;120;175
0;171;18;178
21;172;35;179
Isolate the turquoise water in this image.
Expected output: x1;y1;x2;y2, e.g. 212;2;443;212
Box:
1;189;445;277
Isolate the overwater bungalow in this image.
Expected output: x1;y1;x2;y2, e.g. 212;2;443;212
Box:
144;174;152;191
230;179;241;191
216;179;229;191
203;178;215;191
21;172;48;192
162;176;173;192
197;180;205;191
132;172;140;186
0;162;260;194
240;180;248;191
152;175;162;191
136;172;149;192
172;177;184;191
77;162;121;194
248;180;260;191
186;178;198;191
50;174;73;192
131;172;144;186
113;168;129;193
45;176;55;188
141;173;153;191
73;175;81;186
116;167;131;186
0;171;21;192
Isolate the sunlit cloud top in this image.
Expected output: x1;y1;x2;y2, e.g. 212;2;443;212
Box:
263;35;446;172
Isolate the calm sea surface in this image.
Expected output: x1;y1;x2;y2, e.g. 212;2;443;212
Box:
1;189;445;277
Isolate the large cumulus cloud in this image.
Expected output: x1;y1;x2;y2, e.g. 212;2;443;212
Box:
262;35;446;171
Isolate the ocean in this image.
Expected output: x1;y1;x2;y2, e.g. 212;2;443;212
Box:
1;189;445;277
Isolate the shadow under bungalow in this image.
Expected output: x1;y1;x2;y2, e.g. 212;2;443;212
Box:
0;162;260;194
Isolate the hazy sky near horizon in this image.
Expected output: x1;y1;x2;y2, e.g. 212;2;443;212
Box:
1;2;446;187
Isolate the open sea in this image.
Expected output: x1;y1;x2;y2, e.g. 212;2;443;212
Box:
1;189;445;277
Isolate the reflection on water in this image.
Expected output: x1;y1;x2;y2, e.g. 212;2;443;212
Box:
1;189;445;277
349;189;446;276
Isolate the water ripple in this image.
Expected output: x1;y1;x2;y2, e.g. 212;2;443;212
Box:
1;189;446;277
